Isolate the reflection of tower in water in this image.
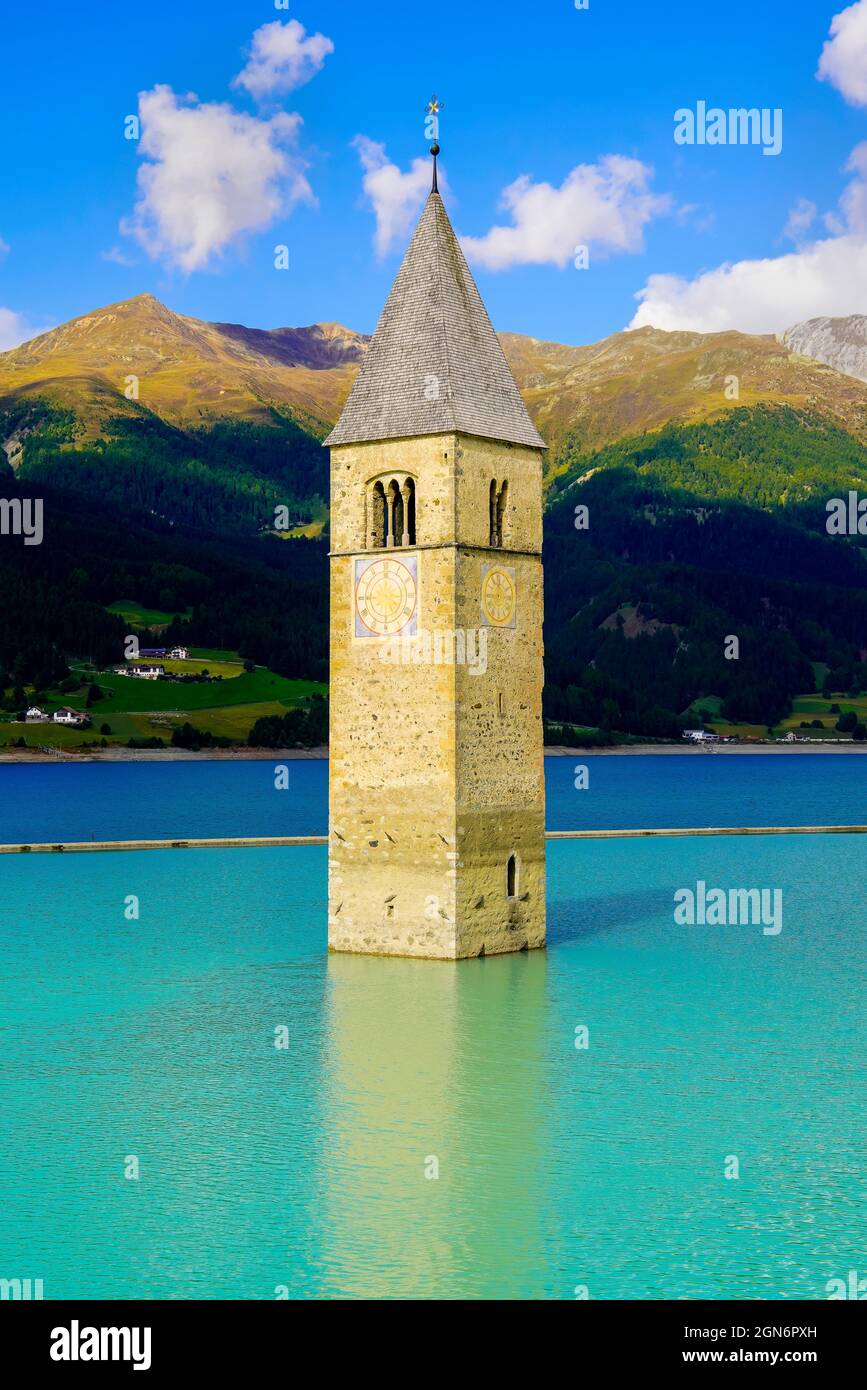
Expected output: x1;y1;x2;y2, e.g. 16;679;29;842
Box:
316;950;551;1299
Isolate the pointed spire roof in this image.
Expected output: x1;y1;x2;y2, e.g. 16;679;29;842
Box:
325;189;546;450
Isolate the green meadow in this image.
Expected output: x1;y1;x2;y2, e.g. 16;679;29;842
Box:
72;666;324;715
105;599;192;628
1;648;326;749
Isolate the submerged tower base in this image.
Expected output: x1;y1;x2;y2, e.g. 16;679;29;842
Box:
325;150;546;960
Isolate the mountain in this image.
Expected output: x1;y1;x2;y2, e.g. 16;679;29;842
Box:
7;294;867;455
780;315;867;386
0;295;369;539
502;324;867;458
0;294;368;437
3;294;867;741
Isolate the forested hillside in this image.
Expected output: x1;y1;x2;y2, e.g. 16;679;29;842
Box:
543;407;867;736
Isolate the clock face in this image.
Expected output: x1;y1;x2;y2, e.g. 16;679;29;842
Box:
481;564;517;628
355;555;418;637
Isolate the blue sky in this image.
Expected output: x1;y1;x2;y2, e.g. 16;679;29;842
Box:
2;0;867;348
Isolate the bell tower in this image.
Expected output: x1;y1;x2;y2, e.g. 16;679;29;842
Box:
325;144;546;959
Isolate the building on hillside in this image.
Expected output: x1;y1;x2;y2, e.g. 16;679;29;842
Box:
25;705;49;722
325;141;546;960
53;707;90;727
139;648;167;658
168;646;190;660
119;664;165;679
683;729;720;743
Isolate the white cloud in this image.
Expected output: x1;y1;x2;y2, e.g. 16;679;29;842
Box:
783;197;817;243
629;145;867;333
233;19;333;101
818;0;867;107
0;308;49;352
460;156;671;271
100;245;136;267
352;136;439;258
121;85;313;272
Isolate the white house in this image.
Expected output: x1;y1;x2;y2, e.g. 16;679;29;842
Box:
682;728;720;743
168;646;190;660
122;664;165;680
25;705;49;721
53;706;90;727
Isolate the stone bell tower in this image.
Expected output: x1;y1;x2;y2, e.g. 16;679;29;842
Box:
325;143;546;959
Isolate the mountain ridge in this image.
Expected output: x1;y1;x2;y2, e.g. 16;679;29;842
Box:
780;314;867;386
6;294;867;454
4;296;867;744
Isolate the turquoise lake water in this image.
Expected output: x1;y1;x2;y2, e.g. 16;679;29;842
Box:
0;757;864;1299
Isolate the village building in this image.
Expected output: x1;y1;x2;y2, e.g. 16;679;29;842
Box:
53;707;90;727
117;664;165;680
25;705;49;722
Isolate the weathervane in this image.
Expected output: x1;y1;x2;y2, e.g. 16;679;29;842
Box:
425;95;443;193
424;95;444;135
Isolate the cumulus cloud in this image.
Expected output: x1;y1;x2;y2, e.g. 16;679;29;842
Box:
0;308;49;352
460;156;671;271
121;85;313;272
233;18;333;101
629;145;867;333
353;136;440;257
818;0;867;107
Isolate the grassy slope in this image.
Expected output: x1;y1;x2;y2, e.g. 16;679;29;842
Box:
73;668;324;715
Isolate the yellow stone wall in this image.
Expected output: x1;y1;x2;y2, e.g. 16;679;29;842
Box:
328;430;546;959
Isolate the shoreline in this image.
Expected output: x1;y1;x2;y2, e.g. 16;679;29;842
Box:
545;743;867;756
2;742;867;765
0;746;330;764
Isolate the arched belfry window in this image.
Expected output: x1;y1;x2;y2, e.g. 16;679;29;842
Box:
369;481;386;549
490;479;508;547
367;475;417;549
507;853;518;899
387;480;403;549
404;478;416;546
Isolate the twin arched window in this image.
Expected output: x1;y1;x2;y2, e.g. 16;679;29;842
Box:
369;476;416;549
489;479;508;547
366;474;507;548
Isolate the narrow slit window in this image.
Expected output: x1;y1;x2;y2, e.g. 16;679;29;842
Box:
496;480;508;546
507;853;517;898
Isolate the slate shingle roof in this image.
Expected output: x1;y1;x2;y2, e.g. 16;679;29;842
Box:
325;191;546;450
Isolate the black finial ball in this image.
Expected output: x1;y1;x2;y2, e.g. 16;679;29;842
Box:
430;142;440;157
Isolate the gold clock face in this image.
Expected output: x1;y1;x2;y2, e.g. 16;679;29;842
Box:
355;556;418;636
481;565;516;627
